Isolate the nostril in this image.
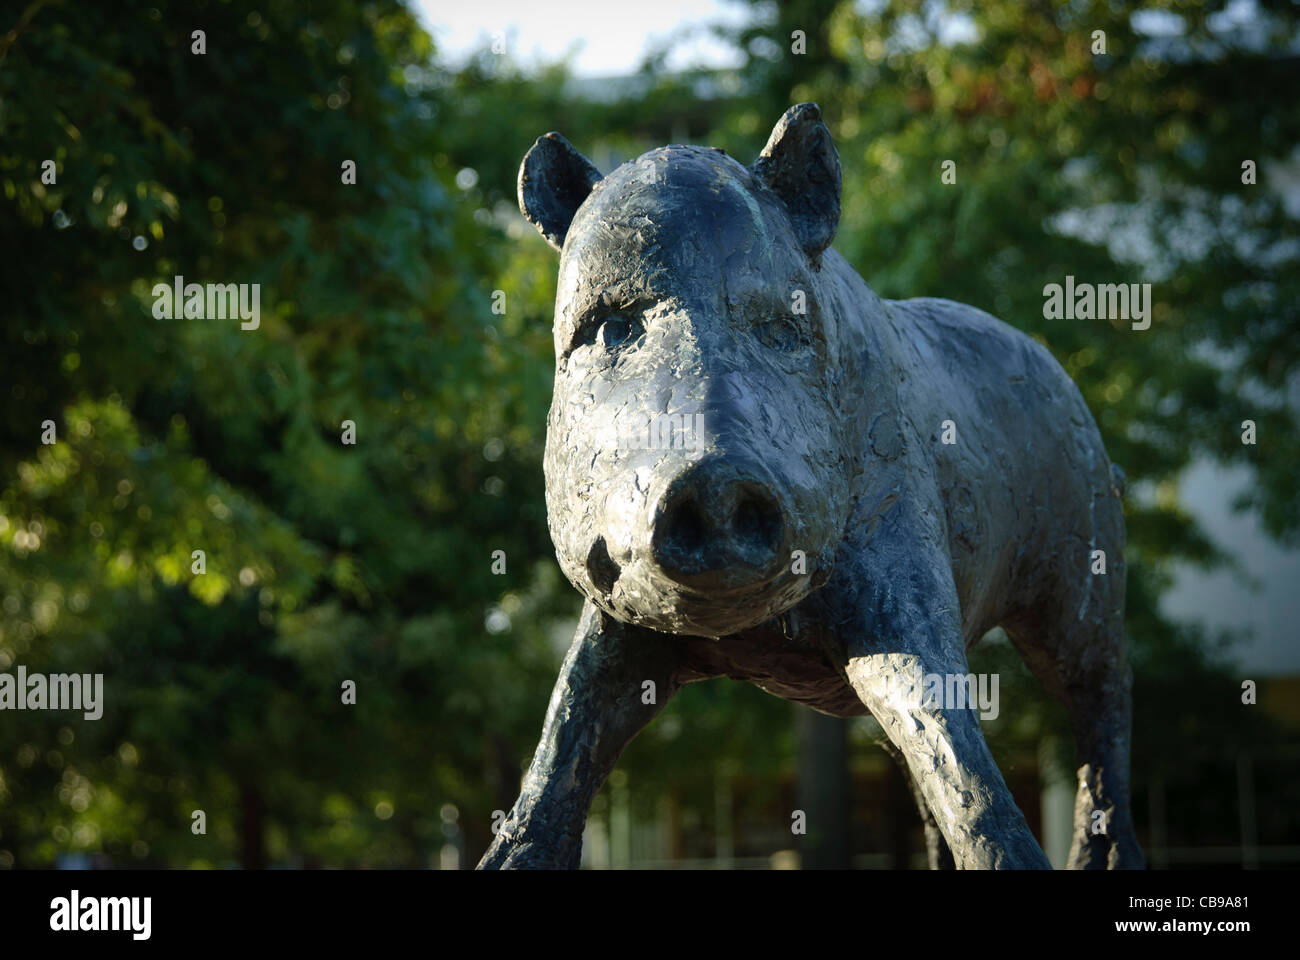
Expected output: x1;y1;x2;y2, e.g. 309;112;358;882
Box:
664;497;706;558
653;494;710;577
586;536;621;595
733;492;782;557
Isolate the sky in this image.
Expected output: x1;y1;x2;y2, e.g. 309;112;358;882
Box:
417;0;1298;674
416;0;750;75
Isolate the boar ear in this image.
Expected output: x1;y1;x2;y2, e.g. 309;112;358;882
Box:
518;132;603;251
751;102;841;259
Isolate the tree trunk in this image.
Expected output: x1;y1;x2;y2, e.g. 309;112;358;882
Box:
240;782;265;869
796;706;852;868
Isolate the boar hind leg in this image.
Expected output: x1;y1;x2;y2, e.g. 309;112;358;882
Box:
1064;550;1143;869
1003;509;1143;869
838;494;1051;869
1063;635;1143;870
477;601;686;869
1006;606;1143;868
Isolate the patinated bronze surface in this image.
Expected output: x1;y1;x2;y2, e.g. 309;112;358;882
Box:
480;104;1142;870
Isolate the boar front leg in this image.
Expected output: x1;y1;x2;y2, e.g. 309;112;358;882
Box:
478;600;686;869
835;490;1051;869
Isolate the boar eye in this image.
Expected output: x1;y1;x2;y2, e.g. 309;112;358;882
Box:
595;315;641;350
755;317;806;352
566;309;648;359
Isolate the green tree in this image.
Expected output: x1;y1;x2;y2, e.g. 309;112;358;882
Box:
0;0;565;867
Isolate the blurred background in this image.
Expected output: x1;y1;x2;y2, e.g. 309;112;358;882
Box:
1;0;1297;869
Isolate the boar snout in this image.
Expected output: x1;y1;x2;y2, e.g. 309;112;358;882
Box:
650;459;786;593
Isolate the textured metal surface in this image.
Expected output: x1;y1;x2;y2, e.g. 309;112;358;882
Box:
484;104;1142;870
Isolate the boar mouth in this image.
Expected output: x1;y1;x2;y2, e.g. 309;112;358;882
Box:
670;571;784;600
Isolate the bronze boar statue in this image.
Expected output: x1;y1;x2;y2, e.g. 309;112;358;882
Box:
479;104;1141;870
